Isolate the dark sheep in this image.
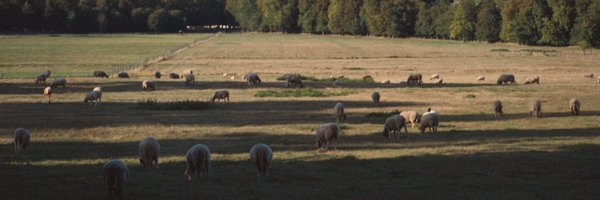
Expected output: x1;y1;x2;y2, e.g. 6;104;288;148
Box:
102;160;129;197
93;71;109;78
118;71;129;78
169;73;180;79
497;74;516;85
494;100;503;117
407;73;423;86
316;123;341;151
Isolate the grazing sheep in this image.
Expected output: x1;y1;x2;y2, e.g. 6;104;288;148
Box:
43;87;52;103
400;111;420;128
92;87;103;102
334;102;347;122
371;92;380;105
117;71;129;78
383;114;408;140
570;98;581;116
155;71;162;79
230;76;236;80
181;69;193;79
494;100;503;117
139;136;160;169
169;73;180;79
184;144;211;182
249;143;274;179
35;74;47;84
93;71;109;78
524;75;540;84
363;75;374;82
497;74;516;85
222;73;228;77
316;123;341;151
529;99;542;117
437;79;443;84
285;74;304;88
407;73;423;86
101;160;129;197
419;111;440;134
142;80;155;91
477;76;485;81
381;80;391;84
50;78;67;88
84;91;102;105
14;128;31;156
185;74;195;86
244;73;262;85
43;70;51;78
430;74;440;80
584;73;594;78
211;90;229;103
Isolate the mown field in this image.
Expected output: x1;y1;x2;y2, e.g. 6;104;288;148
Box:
1;33;600;199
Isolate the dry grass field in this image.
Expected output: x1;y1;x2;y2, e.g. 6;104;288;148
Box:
1;32;600;199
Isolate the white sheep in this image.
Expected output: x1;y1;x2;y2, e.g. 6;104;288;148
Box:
570;98;581;116
477;76;485;81
43;87;52;103
400;111;420;128
181;69;194;78
142;80;155;91
316;123;341;151
92;87;102;102
184;144;211;182
383;114;408;140
139;136;160;169
529;99;542;117
14;128;31;156
381;80;391;84
524;75;540;84
101;160;129;197
249;143;273;179
334;102;346;122
419;111;440;134
430;74;440;80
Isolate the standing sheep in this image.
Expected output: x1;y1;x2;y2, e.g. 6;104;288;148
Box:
407;73;423;86
400;111;420;128
371;92;380;105
430;74;440;80
249;143;273;179
14;128;31;156
50;78;67;88
142;80;155;91
35;74;47;85
477;76;485;81
316;123;341;151
43;70;51;78
383;114;408;140
211;90;229;103
529;99;542;118
101;160;129;197
181;69;193;79
570;98;581;116
84;91;102;105
139;136;160;169
43;87;52;104
244;73;262;86
93;71;109;78
497;74;516;85
184;144;211;182
494;100;503;117
169;73;180;79
524;75;540;84
334;102;347;122
285;74;304;88
363;75;374;82
155;71;162;79
185;74;195;86
93;87;103;103
419;111;440;134
118;71;129;78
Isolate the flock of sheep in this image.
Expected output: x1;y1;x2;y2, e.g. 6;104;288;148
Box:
22;69;591;197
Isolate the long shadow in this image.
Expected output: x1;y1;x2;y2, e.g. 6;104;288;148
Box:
443;111;600;122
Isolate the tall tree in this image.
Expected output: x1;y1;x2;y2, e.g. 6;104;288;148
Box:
476;0;502;42
450;0;477;41
328;0;364;35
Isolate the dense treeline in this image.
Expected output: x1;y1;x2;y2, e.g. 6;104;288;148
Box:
0;0;236;33
227;0;600;47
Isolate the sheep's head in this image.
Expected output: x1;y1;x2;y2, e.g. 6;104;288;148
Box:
419;125;426;134
382;129;389;138
184;169;193;182
316;139;322;149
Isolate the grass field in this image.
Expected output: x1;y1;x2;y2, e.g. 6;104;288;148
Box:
1;33;600;199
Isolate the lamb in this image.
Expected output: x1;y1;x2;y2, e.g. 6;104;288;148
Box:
35;74;47;84
84;91;102;105
93;71;109;78
14;128;31;156
50;78;67;88
316;123;341;151
244;73;262;85
494;100;503;117
118;71;129;78
497;74;516;85
419;111;440;134
524;75;540;84
155;71;162;79
430;74;440;80
181;69;193;79
185;74;195;86
249;143;273;179
139;136;160;169
584;73;594;78
400;111;420;128
383;114;408;140
142;80;155;91
407;73;423;86
101;160;129;197
169;73;180;79
529;99;542;117
211;90;229;103
334;102;347;122
285;74;304;88
570;98;581;116
184;144;211;182
371;92;380;105
477;76;485;81
43;87;52;103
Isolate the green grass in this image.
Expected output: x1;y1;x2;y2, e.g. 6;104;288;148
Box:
365;110;401;119
464;94;477;99
490;48;510;52
255;88;354;97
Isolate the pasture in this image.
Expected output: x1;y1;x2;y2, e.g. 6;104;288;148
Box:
1;33;600;199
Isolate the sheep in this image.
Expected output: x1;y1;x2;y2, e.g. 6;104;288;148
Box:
101;160;129;197
169;73;180;79
155;71;162;79
316;123;341;151
381;80;391;84
139;136;160;169
494;100;503;117
584;73;594;78
363;75;374;82
211;90;229;103
222;73;228;77
35;74;47;84
334;102;347;122
185;74;195;86
437;79;443;84
371;92;380;105
524;75;540;84
477;76;485;81
93;71;109;78
43;87;52;103
14;128;31;156
332;79;341;87
570;98;581;116
285;74;304;88
92;87;103;103
383;114;408;140
142;80;155;91
497;74;516;85
249;143;274;179
184;144;211;182
529;99;542;117
407;73;423;86
118;71;129;78
419;111;440;134
244;73;262;85
181;69;193;79
43;70;51;78
400;111;420;128
230;76;236;80
50;78;67;88
84;91;102;105
93;86;102;93
430;74;440;80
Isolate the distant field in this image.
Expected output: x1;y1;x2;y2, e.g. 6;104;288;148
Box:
1;33;600;199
